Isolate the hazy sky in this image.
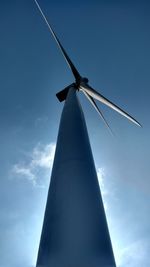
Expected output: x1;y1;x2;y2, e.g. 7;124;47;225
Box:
0;0;150;266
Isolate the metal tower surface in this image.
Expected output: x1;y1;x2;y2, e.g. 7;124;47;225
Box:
36;87;116;267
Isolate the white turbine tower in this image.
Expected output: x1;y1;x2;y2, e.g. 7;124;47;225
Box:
33;1;141;267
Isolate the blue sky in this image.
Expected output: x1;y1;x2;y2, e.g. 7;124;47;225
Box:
0;0;150;266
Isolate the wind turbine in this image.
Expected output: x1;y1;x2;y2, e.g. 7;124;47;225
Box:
34;0;141;131
33;1;141;267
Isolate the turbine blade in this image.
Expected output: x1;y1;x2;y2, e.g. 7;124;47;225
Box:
33;0;81;82
80;84;142;127
81;89;114;135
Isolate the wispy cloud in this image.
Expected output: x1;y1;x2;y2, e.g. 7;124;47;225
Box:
12;164;36;185
116;239;150;267
31;143;56;169
97;167;108;211
35;116;49;127
12;143;56;186
97;167;108;196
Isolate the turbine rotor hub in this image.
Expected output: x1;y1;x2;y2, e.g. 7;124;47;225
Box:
81;77;89;83
75;77;89;89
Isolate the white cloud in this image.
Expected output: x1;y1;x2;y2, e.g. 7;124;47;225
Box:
116;239;150;267
97;167;108;196
35;116;48;126
12;143;56;186
12;164;36;185
31;143;56;169
97;167;108;211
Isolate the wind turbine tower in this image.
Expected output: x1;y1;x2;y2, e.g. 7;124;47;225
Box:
33;1;141;267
